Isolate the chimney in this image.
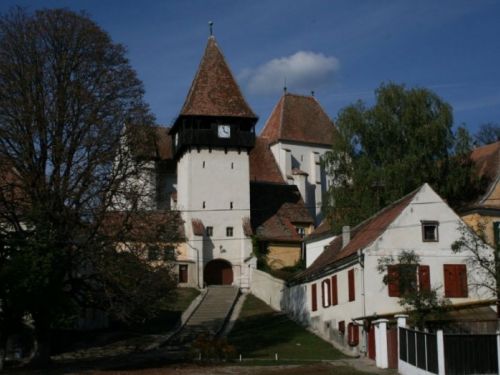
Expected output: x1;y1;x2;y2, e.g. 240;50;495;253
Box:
342;226;350;248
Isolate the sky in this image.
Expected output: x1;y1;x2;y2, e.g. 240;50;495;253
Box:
1;0;499;134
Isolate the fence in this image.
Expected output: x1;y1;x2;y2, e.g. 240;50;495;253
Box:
397;315;500;375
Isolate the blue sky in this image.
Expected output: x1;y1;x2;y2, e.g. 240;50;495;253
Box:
1;0;499;134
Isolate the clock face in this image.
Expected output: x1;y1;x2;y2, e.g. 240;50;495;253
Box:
218;125;231;138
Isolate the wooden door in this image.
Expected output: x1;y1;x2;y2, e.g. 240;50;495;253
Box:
368;324;376;360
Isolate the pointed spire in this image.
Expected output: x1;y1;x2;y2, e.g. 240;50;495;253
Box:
209;21;213;36
178;37;256;118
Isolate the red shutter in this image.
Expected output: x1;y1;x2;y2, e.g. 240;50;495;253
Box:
331;275;338;306
348;323;359;346
311;283;317;311
338;320;345;334
322;279;331;308
388;265;400;297
348;269;355;301
444;264;468;298
458;264;468;297
418;265;431;292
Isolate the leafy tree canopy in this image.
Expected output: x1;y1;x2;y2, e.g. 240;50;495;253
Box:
474;123;500;146
323;83;485;233
0;8;182;366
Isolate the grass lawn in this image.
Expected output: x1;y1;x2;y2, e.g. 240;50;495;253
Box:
227;294;346;361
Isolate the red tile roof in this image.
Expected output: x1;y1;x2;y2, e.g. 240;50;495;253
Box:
260;93;338;146
296;188;418;281
470;141;500;181
249;136;285;183
305;218;332;241
250;182;313;242
179;37;256;119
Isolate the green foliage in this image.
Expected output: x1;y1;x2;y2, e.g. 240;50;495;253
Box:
377;250;450;329
475;123;500;146
323;83;485;233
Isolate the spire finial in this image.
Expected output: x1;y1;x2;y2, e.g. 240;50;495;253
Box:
283;77;287;94
209;21;214;36
311;90;315;97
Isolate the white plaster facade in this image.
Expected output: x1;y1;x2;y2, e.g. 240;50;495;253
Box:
270;141;331;223
285;184;494;354
305;234;336;268
176;147;254;288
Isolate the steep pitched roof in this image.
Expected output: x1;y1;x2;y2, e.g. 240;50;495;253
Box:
469;141;500;208
296;187;419;281
249;136;285;183
250;182;314;242
179;37;256;119
260;93;337;146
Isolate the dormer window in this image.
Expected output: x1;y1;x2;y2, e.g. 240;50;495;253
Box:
422;221;439;242
296;226;306;238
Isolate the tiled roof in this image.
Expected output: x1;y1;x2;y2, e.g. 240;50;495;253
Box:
469;141;500;207
260;93;338;146
296;188;418;281
179;37;256;119
304;218;332;241
103;211;184;241
249;136;285;183
250;182;313;242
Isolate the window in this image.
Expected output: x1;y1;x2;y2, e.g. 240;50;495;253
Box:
231;162;234;169
321;279;331;308
331;275;338;305
494;222;500;245
338;320;345;335
202;161;205;168
226;227;233;237
311;283;318;311
230;201;233;209
296;226;305;238
387;264;418;297
422;221;439;242
444;264;468;298
179;264;188;283
205;226;213;237
148;247;160;261
163;247;176;261
202;201;206;209
348;269;355;301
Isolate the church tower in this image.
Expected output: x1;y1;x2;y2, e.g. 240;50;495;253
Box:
170;35;257;288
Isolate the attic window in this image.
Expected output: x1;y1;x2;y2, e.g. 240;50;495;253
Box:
205;226;213;237
296;226;306;238
226;227;233;237
422;221;439;242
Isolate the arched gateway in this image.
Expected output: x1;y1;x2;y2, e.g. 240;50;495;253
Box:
204;259;233;286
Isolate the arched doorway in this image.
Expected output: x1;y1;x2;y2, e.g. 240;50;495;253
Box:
204;259;233;285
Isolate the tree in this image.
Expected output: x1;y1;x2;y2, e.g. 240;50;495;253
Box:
475;123;500;146
377;250;450;329
451;222;498;320
323;83;485;233
0;8;182;367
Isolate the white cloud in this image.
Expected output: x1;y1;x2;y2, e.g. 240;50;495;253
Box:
239;51;340;95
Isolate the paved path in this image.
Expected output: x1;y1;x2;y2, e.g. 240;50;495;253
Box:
169;286;239;346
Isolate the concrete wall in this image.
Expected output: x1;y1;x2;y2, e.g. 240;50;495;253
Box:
250;268;286;311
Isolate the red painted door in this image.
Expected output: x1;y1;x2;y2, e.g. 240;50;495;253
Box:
368;324;376;360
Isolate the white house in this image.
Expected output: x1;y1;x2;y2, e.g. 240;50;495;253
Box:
285;183;495;359
304;219;336;267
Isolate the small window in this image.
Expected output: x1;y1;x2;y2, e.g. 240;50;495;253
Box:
230;202;233;209
321;279;331;308
203;161;205;168
226;227;233;237
422;221;439;242
311;284;318;312
296;226;305;238
494;222;500;245
348;323;359;346
231;162;234;169
348;269;355;302
206;226;213;237
179;264;188;283
203;201;206;209
163;247;176;261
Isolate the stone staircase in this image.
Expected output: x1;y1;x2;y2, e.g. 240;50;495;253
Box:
168;286;239;347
